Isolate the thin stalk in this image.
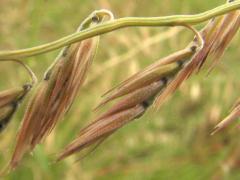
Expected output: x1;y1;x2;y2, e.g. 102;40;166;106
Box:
182;24;204;49
0;59;37;85
0;1;239;60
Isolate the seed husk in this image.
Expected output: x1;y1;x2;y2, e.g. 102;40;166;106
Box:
57;104;146;161
154;6;240;108
97;79;165;119
56;2;240;161
84;79;166;134
0;85;32;133
96;49;193;109
10;10;113;169
209;10;240;68
102;46;194;98
0;87;25;108
211;104;240;135
57;76;170;161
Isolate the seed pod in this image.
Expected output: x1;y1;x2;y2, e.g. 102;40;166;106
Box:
211;104;240;135
0;87;25;108
0;85;32;133
209;10;240;67
57;104;146;161
102;46;194;98
10;10;114;169
154;6;240;108
211;96;240;135
98;79;165;119
57;77;169;161
86;79;166;132
96;50;193;109
0;104;18;132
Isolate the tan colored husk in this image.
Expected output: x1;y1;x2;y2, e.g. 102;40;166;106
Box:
57;77;169;161
154;9;240;108
0;105;18;133
9;11;110;168
0;87;26;108
81;79;166;136
211;96;240;134
211;104;240;135
0;85;32;133
209;10;240;68
55;3;239;161
57;104;145;161
60;13;209;162
102;46;194;97
96;79;165;120
96;48;194;109
80;3;240;161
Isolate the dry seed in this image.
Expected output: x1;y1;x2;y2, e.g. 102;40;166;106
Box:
10;10;113;169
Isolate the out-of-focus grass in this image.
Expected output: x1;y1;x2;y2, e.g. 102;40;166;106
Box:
0;0;240;179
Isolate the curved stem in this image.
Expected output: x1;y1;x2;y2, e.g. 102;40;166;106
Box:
1;59;37;85
0;1;239;60
182;24;204;50
43;9;114;80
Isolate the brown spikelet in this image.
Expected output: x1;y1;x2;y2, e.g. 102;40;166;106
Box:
101;47;194;98
96;47;194;110
10;81;49;168
154;7;240;108
211;104;240;135
0;85;31;133
72;31;196;161
96;63;179;108
153;46;211;108
57;104;145;161
57;77;170;161
97;80;165;120
34;38;98;144
9;11;110;169
0;87;25;108
209;10;240;68
56;3;239;162
84;79;166;135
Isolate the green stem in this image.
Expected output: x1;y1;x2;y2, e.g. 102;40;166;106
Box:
0;1;239;60
0;59;37;85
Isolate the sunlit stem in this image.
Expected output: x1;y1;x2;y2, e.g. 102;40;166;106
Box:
0;1;239;60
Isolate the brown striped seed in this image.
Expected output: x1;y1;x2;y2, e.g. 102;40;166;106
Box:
0;85;32;133
57;104;145;161
10;10;113;169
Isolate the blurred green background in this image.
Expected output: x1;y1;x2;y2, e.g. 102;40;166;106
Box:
0;0;240;179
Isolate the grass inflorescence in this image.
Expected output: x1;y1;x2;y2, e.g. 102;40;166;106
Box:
0;1;239;176
56;0;240;161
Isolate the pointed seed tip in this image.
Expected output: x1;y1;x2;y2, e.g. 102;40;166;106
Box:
211;124;222;135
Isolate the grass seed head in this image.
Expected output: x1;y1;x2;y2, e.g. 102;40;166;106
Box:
71;1;240;162
57;77;169;161
57;104;145;161
211;104;240;135
154;7;240;108
10;10;113;169
0;85;32;133
97;48;194;110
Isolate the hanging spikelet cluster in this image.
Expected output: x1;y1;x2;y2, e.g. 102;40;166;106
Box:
0;85;31;133
56;0;240;161
9;10;114;168
0;59;36;134
56;44;197;160
154;0;240;108
0;0;238;172
212;103;240;135
210;1;240;134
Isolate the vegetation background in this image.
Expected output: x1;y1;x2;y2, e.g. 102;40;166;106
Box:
0;0;240;179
